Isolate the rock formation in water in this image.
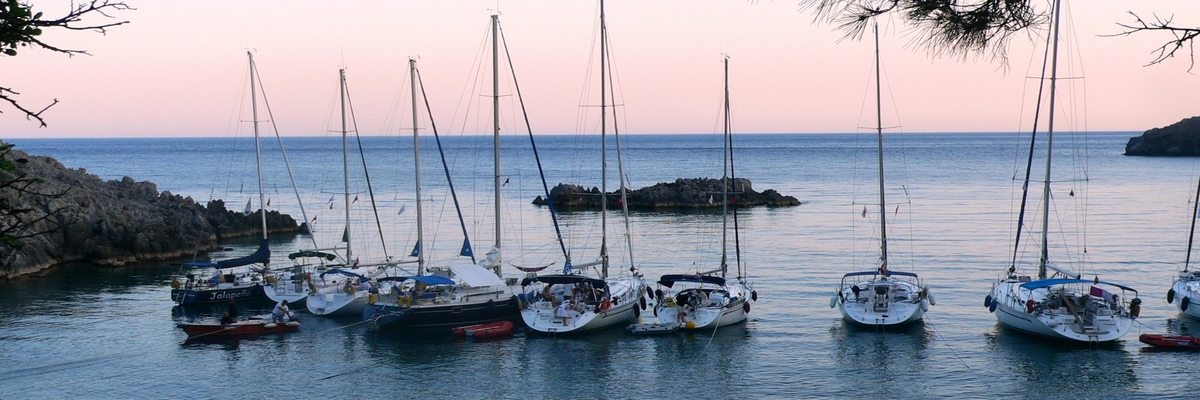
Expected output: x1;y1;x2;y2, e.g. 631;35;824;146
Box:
1125;116;1200;156
0;145;304;280
532;178;800;210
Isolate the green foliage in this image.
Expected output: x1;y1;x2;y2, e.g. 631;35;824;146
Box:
0;0;44;57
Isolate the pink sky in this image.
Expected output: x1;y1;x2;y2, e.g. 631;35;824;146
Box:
3;0;1198;138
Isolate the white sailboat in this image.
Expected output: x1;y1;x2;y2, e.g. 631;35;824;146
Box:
519;0;648;334
1168;169;1200;319
650;56;756;332
986;0;1139;342
305;68;392;317
363;22;520;330
830;23;933;327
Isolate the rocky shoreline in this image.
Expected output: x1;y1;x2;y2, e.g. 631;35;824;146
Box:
1125;116;1200;156
532;178;800;210
0;145;304;280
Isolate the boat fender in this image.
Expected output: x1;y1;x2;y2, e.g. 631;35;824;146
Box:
686;321;696;330
927;291;936;306
751;290;758;302
1130;298;1142;318
367;294;378;305
398;296;412;308
920;300;930;312
829;296;838;309
984;295;993;308
639;296;647;310
633;306;640;318
170;279;182;289
264;323;278;329
1025;299;1037;313
1168;288;1176;304
652;306;658;317
655;289;664;301
1047;320;1058;329
1182;297;1191;312
988;301;997;313
286;321;300;327
743;301;750;314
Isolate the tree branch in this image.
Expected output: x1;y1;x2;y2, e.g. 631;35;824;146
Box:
1106;12;1199;72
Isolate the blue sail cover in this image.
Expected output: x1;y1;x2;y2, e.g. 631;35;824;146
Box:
658;274;726;288
841;270;919;279
521;275;607;290
1019;278;1137;293
184;240;270;269
320;268;369;282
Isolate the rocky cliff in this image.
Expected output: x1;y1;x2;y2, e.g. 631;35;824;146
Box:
1125;116;1200;156
532;178;800;210
0;145;304;280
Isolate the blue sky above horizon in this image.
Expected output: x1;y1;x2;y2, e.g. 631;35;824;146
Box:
4;0;1198;139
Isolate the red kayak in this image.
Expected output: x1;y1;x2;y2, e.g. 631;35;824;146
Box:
178;319;300;338
452;321;514;339
1139;333;1200;350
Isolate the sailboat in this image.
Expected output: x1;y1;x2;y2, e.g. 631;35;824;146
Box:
518;0;649;335
169;52;275;306
650;56;756;331
1168;170;1200;319
986;0;1139;342
363;19;519;331
829;24;933;327
305;68;394;317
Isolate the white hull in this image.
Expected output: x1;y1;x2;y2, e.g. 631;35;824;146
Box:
834;277;926;327
1171;273;1200;319
306;289;369;316
521;276;645;334
653;280;750;330
990;280;1133;342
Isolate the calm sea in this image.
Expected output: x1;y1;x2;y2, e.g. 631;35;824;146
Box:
3;132;1199;398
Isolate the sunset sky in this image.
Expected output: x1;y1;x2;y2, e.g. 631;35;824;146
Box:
4;0;1198;138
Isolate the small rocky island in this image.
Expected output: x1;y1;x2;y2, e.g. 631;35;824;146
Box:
1125;116;1200;156
0;145;304;280
532;178;800;210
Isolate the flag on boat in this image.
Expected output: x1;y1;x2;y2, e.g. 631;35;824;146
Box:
267;198;271;206
410;241;421;257
563;258;572;275
351;258;360;268
459;238;473;258
243;199;252;215
503;177;510;187
397;204;406;215
341;226;349;243
353;195;359;204
861;207;867;218
708;195;713;204
327;195;335;204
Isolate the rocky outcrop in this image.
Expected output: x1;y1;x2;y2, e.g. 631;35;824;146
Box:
0;145;304;280
1125;116;1200;156
532;178;800;210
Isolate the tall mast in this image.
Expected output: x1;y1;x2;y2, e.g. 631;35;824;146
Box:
340;69;353;263
1038;0;1062;280
720;56;730;279
410;58;426;276
599;0;609;279
492;14;503;261
248;52;268;243
874;24;888;273
1187;172;1200;272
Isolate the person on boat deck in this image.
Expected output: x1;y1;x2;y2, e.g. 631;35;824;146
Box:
557;297;573;325
220;311;234;326
677;308;687;324
209;270;221;286
272;300;292;323
226;299;240;322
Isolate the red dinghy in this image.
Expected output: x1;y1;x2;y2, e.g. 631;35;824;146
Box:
452;321;514;339
178;319;300;338
1139;333;1200;350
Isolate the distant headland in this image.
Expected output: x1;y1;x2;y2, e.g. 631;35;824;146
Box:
1125;116;1200;156
0;144;304;280
532;178;800;210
